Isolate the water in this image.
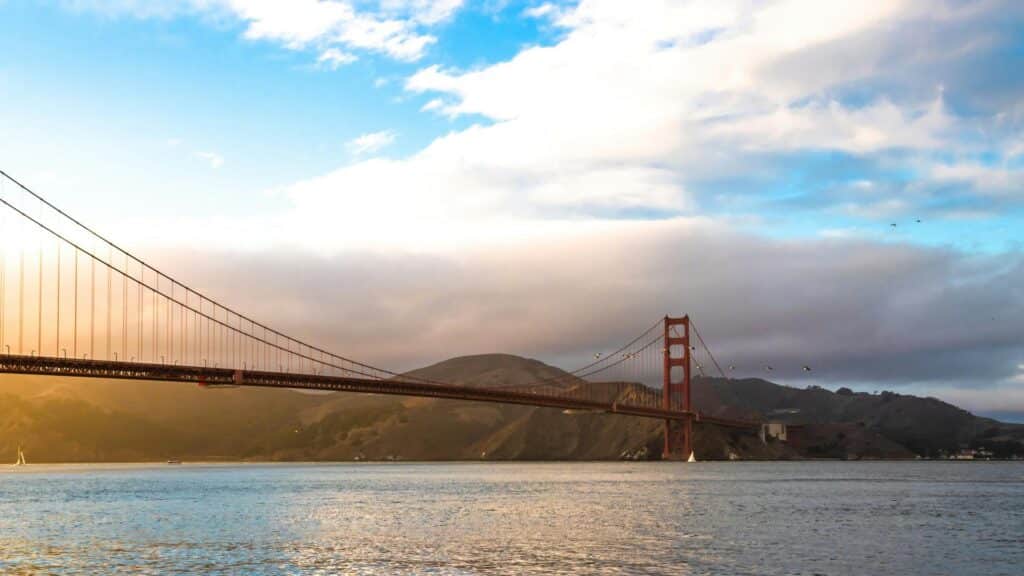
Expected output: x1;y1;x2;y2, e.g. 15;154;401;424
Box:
1;462;1021;575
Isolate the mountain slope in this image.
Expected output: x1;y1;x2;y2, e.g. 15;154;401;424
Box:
2;356;1019;462
0;356;668;462
694;377;1024;457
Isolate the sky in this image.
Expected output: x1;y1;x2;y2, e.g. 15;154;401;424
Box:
1;0;1023;420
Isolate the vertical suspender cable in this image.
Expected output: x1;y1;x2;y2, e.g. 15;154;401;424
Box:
153;278;158;362
137;267;142;362
37;230;43;355
56;242;61;355
19;231;24;354
123;253;128;361
106;245;111;360
90;247;95;359
73;250;78;358
171;289;175;364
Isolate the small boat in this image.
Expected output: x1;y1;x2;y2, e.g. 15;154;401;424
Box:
687;451;697;463
166;459;182;465
13;446;26;467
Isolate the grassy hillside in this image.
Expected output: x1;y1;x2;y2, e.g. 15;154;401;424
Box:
694;377;1024;458
0;356;675;462
2;356;1019;462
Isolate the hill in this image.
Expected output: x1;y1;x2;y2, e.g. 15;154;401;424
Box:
693;377;1024;459
1;355;1020;461
0;355;668;462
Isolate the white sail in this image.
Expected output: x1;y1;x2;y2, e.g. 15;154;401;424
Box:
687;451;697;463
15;447;26;466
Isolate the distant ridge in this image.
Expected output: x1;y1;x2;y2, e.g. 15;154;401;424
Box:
693;377;1024;458
2;355;1022;462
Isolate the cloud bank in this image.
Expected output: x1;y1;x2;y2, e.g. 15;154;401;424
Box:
242;0;1022;253
159;220;1024;412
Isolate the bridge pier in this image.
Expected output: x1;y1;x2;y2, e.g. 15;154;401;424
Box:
662;316;692;460
663;417;691;460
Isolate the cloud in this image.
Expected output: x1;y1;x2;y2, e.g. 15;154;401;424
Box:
317;47;358;69
836;198;912;220
108;0;1021;254
260;0;989;247
154;221;1024;411
397;0;1022;221
930;162;1024;198
927;384;1024;416
346;130;396;156
1012;365;1024;385
420;97;444;112
68;1;1024;227
62;0;457;62
705;97;954;154
522;3;560;19
380;0;465;25
194;151;224;169
221;0;442;61
1008;138;1024;159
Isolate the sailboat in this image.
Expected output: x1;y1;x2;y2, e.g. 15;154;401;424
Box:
687;451;697;463
13;446;26;467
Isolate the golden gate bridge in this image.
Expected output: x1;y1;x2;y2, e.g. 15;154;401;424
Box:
0;169;759;459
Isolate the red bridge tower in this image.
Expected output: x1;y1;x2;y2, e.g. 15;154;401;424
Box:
663;315;692;460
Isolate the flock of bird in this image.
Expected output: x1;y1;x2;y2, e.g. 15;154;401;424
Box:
891;219;923;227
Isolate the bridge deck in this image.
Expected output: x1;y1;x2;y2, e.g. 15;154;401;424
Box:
0;354;759;429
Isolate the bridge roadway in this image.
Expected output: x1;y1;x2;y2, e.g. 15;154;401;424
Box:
0;353;758;429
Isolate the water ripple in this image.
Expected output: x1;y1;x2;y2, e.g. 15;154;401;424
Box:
0;462;1021;575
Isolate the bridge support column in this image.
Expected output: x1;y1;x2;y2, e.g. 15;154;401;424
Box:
663;315;692;460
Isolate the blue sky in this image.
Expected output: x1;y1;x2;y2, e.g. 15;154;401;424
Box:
0;1;563;221
1;1;1020;247
2;0;1024;418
